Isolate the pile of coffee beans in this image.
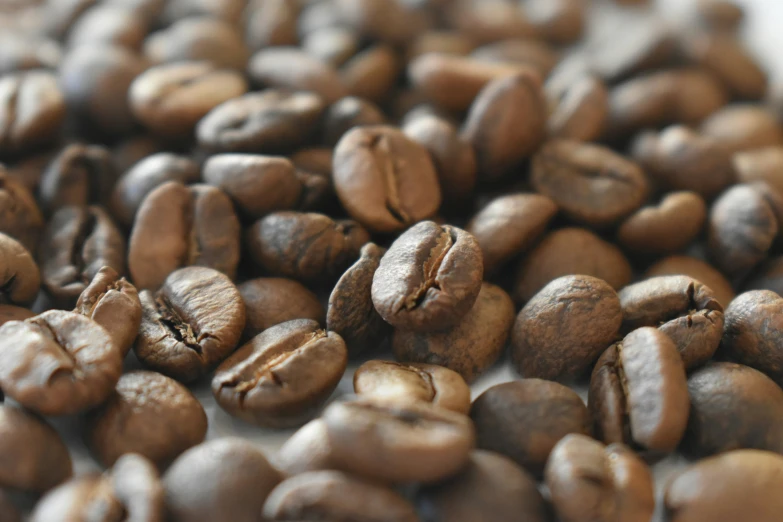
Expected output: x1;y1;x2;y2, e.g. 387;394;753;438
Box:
2;0;783;520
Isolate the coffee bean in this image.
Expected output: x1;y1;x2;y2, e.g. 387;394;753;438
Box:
733;146;783;195
144;16;248;70
470;380;591;476
39;205;125;306
0;33;61;75
247;211;369;284
263;470;419;522
31;454;164;522
197;90;325;153
335;0;431;45
664;450;783;522
527;0;585;44
134;266;245;382
0;304;34;326
0;310;122;415
244;0;298;51
589;327;690;454
0;232;39;306
73;266;141;356
645;256;736;308
0;404;72;492
372;221;483;332
66;5;148;51
164;438;282;522
393;282;515;383
547;75;608;142
683;33;767;100
341;44;401;104
111;134;164;176
327;242;390;356
697;0;744;31
291;147;333;178
323;396;475;483
408;31;475;61
0;70;65;156
511;275;622;381
544;434;655;522
304;27;358;67
531;139;649;228
333;125;441;233
323;96;387;147
239;277;324;341
417;449;547;522
129;181;240;290
700;104;783;154
354;360;471;414
129;61;248;137
109;152;200;228
462;71;546;181
273;419;335;476
471;39;559;78
38;143;116;216
212;319;347;428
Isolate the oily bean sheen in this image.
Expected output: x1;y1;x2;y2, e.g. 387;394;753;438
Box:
417;450;548;522
589;327;690;454
683;362;783;457
470;380;590;477
618;276;725;369
0;232;39;306
134;267;245;383
0;310;122;415
164;438;282;522
39;205;125;307
128;181;241;291
239;277;325;341
85;371;207;469
263;471;419;522
246;211;369;284
212;319;347;428
372;221;483;332
273;419;336;477
511;275;622;381
664;450;783;522
0;404;72;492
544;434;655;522
531;139;649;228
645;256;735;309
73;266;142;357
0;169;44;252
332;125;442;233
323;397;475;483
31;454;165;522
393;282;515;383
354;360;471;414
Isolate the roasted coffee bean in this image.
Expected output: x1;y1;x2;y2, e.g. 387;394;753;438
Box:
245;0;298;51
304;27;359;67
110;152;200;228
697;0;744;31
134;266;245;382
372;221;483;332
74;266;141;356
0;232;39;306
333;125;441;233
129;61;248;137
589;327;690;454
291;147;333;178
619;276;724;369
0;304;34;326
446;1;535;45
341;44;400;104
327;242;390;356
66;5;148;50
664;450;783;522
682;362;783;457
733;146;783;195
322;96;386;147
164;438;282;522
0;309;122;415
531;139;649;228
197;90;325;153
239;277;324;341
471;39;559;77
544;434;655;522
708;183;779;278
470;380;591;476
212;319;347;428
700;104;783;154
393;282;515;383
466;194;557;274
144;16;248;70
0;70;65;156
39;205;125;306
38;143;116;216
645;256;735;308
58;45;146;136
246;211;369;284
0;404;72;492
335;0;431;45
264;470;419;522
683;33;767;100
514;228;632;304
323;397;475;483
407;31;474;61
462;71;546;181
31;454;165;522
128;181;240;290
249;47;347;105
417;449;547;522
617;192;707;256
354;360;471;414
85;370;207;468
273;419;335;476
511;275;622;381
547;75;608;142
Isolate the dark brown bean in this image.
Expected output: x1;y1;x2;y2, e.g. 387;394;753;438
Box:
239;277;324;341
645;256;735;309
0;70;65;156
0;232;39;306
